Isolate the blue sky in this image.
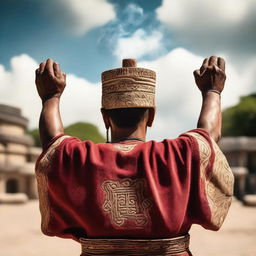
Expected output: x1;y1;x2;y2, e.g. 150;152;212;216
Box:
0;0;163;81
0;0;255;140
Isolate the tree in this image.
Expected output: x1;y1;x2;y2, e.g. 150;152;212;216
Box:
222;93;256;136
64;122;105;143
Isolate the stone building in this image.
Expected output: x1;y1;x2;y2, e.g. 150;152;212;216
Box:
219;137;256;204
0;104;41;203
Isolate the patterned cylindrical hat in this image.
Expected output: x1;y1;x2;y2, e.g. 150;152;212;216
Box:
101;59;156;109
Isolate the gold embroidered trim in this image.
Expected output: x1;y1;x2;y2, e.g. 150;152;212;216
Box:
36;170;50;234
114;143;137;153
80;234;190;256
102;78;155;94
187;132;234;229
35;135;70;234
102;90;155;109
102;178;152;227
102;67;156;82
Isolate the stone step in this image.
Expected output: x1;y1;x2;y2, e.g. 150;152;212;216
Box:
243;194;256;206
0;193;28;204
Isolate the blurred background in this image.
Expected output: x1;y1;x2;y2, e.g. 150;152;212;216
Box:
0;0;256;255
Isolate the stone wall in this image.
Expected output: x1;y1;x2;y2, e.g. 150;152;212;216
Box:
0;104;41;203
219;137;256;201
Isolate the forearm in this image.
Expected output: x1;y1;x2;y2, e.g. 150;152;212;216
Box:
197;91;222;142
39;97;64;150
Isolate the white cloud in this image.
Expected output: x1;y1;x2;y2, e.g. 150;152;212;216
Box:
98;3;156;59
61;75;102;130
157;0;251;28
1;52;255;141
0;55;104;134
123;3;144;26
139;49;256;140
0;54;40;127
114;29;163;59
47;0;116;35
156;0;256;56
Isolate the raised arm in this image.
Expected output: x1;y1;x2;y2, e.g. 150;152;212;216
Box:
35;58;66;150
194;56;226;142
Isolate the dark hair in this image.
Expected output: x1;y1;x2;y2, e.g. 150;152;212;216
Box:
104;108;149;128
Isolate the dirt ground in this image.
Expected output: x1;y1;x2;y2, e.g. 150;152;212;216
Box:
1;199;256;256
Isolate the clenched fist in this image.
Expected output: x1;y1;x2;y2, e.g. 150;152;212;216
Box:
194;56;226;94
35;58;66;102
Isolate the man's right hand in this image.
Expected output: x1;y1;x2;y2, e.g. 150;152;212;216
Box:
35;58;66;102
193;56;226;94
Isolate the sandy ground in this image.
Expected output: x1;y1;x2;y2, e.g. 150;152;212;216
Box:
0;199;256;256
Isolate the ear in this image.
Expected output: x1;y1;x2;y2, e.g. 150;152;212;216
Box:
147;108;155;127
101;108;111;129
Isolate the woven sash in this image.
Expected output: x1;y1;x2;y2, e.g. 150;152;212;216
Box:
80;234;190;256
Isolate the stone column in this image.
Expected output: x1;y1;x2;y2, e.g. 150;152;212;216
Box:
0;174;5;193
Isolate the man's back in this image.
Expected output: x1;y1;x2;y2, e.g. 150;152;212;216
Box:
36;129;233;241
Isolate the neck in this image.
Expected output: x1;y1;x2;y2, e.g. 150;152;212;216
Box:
110;125;146;142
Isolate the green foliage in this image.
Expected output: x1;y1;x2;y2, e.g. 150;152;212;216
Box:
27;129;41;147
27;122;105;147
222;94;256;136
64;122;105;143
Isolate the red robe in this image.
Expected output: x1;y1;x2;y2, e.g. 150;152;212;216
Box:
35;129;234;255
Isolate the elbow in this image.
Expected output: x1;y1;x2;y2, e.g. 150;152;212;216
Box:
211;131;221;142
197;122;221;142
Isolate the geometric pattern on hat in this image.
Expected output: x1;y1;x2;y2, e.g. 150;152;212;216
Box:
101;59;156;109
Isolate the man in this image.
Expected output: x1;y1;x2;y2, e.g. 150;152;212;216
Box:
35;57;234;256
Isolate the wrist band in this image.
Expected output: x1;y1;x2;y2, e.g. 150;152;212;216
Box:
206;89;221;95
